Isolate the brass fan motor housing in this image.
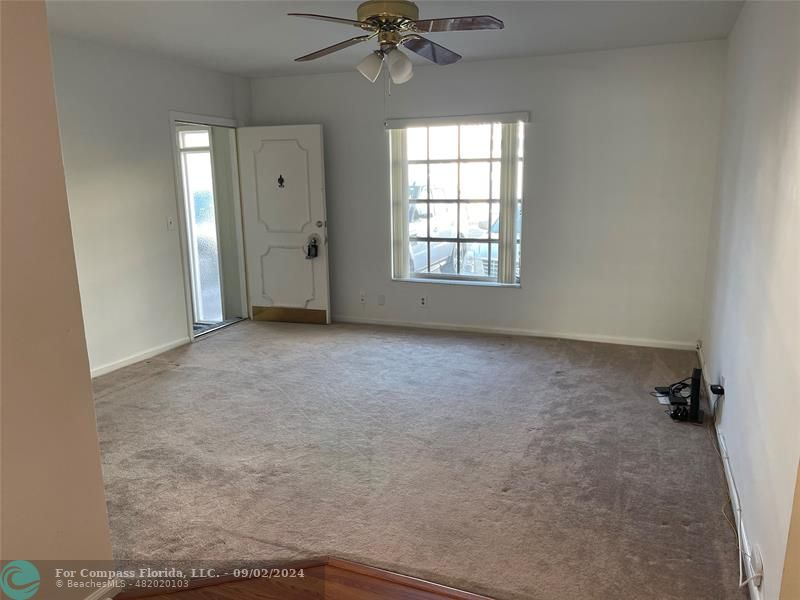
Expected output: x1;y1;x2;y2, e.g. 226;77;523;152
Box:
357;0;419;26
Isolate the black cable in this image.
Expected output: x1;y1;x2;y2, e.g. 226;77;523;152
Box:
651;377;692;400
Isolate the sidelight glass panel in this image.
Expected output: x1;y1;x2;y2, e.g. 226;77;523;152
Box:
182;150;223;323
179;130;210;149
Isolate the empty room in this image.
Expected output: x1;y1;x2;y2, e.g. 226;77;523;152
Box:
2;1;798;600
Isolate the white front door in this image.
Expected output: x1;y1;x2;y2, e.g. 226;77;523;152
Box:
236;125;330;323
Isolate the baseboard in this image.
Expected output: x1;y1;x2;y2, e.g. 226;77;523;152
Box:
697;347;762;600
90;337;190;378
333;315;696;351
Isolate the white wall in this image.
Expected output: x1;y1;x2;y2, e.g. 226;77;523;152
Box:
251;41;725;349
2;1;112;567
700;3;800;598
49;34;251;374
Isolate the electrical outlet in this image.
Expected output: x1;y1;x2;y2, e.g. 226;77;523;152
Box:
377;294;386;306
418;295;428;308
359;291;366;305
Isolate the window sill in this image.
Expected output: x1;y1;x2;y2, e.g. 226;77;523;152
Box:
393;277;521;289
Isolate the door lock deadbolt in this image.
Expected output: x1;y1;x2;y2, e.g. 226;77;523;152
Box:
305;234;320;259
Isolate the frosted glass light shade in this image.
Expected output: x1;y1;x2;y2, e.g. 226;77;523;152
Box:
386;48;413;84
357;51;384;82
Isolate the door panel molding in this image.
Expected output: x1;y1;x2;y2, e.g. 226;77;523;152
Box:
259;246;315;307
253;139;311;234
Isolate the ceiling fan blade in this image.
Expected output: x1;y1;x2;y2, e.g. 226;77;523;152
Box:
294;35;373;62
288;13;375;30
402;35;462;65
412;15;504;33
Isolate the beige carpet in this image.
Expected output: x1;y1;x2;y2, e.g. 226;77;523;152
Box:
93;321;743;599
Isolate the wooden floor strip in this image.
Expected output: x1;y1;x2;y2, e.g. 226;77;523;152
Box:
115;557;496;600
327;558;494;600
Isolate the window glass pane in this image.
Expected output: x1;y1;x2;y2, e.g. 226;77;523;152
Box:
459;124;491;159
408;202;428;239
458;242;490;277
430;241;457;274
407;127;427;161
491;160;501;199
408;163;427;200
490;203;500;239
429;126;458;160
492;124;502;158
517;123;525;158
459;161;491;199
460;202;490;239
409;240;429;274
488;242;499;279
428;202;457;238
180;129;209;149
183;151;222;322
429;163;457;199
516;161;524;200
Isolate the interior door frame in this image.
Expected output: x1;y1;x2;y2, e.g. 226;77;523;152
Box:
168;110;249;341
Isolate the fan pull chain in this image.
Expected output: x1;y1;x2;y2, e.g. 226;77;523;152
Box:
383;66;392;124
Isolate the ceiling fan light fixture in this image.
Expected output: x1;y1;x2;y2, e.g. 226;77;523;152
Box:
357;50;385;82
291;2;504;72
385;47;413;84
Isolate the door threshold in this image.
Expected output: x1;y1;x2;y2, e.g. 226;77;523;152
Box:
193;318;245;338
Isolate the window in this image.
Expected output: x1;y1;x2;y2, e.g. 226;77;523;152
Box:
389;115;525;284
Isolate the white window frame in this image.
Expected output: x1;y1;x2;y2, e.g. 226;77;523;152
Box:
388;113;527;286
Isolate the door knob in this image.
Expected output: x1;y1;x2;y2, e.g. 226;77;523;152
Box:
316;220;324;228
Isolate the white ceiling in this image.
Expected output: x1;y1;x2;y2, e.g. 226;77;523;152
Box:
45;1;742;78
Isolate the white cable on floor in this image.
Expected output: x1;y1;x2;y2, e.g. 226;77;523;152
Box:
698;355;763;592
717;430;762;590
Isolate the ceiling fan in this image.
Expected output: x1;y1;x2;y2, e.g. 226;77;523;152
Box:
289;1;504;84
